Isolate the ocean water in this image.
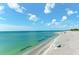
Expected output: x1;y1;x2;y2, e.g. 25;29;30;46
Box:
0;31;60;55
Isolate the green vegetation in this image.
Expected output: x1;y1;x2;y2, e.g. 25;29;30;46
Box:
70;29;79;31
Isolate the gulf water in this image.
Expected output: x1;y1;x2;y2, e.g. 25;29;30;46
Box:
0;31;62;54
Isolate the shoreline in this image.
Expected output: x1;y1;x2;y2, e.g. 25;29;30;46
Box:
21;32;63;55
43;31;79;55
42;32;65;54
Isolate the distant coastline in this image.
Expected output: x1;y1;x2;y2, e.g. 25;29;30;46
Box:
70;28;79;31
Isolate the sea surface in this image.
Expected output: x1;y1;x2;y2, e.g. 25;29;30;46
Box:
0;31;64;54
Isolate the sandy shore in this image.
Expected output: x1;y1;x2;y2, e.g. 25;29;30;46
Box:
22;32;60;55
22;31;79;55
42;31;79;55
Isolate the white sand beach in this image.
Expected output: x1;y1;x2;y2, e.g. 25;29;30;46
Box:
42;31;79;55
23;31;79;55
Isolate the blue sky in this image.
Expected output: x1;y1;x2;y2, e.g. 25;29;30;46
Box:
0;3;79;31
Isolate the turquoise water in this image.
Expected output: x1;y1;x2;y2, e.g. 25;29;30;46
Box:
0;31;60;55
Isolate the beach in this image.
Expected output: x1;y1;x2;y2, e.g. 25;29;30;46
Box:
42;31;79;55
23;31;79;55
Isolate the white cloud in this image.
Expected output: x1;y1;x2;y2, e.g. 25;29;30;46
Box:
61;16;67;21
44;3;55;14
47;18;69;30
52;19;59;25
0;6;4;14
28;13;38;22
52;19;56;24
47;19;59;26
7;2;26;13
66;8;78;16
0;6;4;11
47;23;51;26
0;24;32;31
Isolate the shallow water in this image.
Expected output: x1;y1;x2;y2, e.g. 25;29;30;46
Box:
0;31;59;54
